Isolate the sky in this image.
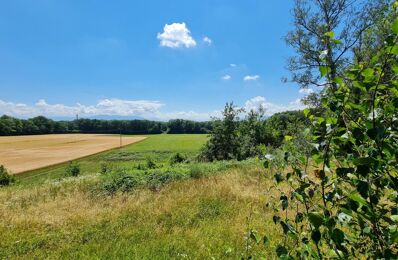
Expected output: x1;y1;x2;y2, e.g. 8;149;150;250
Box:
0;0;311;121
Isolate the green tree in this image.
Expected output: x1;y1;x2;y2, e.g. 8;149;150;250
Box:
200;103;243;161
267;6;398;258
286;0;390;106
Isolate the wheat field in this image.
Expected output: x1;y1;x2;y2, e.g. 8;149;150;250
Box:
0;134;146;174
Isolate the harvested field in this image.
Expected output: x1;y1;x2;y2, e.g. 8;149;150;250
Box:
0;134;146;174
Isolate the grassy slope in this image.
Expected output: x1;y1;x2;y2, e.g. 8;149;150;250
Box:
0;166;280;259
15;134;208;185
1;134;282;258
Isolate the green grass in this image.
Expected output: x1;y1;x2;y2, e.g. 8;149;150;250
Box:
1;133;283;258
15;134;208;186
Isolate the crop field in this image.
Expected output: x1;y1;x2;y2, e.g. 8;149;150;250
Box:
0;134;146;174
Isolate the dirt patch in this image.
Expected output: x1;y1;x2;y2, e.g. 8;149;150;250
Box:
0;134;146;174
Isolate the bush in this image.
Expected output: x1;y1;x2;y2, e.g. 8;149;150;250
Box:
169;153;186;165
146;158;156;169
189;164;206;179
102;171;141;195
100;162;111;175
0;165;14;187
65;161;80;177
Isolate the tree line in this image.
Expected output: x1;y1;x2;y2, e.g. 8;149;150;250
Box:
0;115;214;136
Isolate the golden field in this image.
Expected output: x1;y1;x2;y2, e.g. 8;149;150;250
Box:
0;134;146;174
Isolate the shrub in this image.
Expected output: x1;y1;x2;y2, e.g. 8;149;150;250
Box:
146;157;156;169
169;153;186;165
0;165;14;187
100;162;110;175
65;161;80;177
102;171;141;195
189;164;206;179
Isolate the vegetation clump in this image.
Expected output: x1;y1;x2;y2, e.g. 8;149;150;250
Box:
65;161;81;177
0;165;14;187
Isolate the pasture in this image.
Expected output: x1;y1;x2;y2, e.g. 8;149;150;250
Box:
0;134;146;174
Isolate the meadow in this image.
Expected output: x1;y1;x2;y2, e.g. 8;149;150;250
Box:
0;134;282;259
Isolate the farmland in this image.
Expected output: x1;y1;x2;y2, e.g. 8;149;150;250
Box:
0;134;146;174
0;134;280;259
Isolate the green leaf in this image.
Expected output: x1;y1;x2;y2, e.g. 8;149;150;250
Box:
331;228;345;244
392;18;398;34
324;31;335;38
361;68;374;78
303;108;310;117
349;192;368;206
280;195;288;210
320;66;331;77
391;215;398;222
284;135;293;142
308;212;324;229
275;244;288;257
311;229;321;244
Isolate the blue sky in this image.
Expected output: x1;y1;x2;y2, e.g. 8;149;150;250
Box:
0;0;309;121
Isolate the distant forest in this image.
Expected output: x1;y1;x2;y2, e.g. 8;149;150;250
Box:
0;111;306;143
0;115;214;135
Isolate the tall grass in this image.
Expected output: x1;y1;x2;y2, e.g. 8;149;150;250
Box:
0;162;282;259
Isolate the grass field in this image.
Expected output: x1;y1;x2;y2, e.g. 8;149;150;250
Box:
0;134;146;174
0;134;282;258
14;134;208;185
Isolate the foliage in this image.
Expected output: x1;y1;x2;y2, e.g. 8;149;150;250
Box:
285;0;390;107
0;165;14;187
0;115;213;136
169;152;186;165
65;161;81;177
200;103;243;161
266;11;398;258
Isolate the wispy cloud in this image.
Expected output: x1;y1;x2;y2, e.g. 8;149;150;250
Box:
244;96;306;116
222;74;231;80
203;36;212;45
243;75;260;81
157;22;197;49
299;88;314;95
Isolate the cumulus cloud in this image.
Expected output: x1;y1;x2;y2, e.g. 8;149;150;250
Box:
299;88;315;95
203;36;212;45
157;22;197;48
0;96;307;121
243;75;260;81
244;96;306;116
222;74;231;80
0;99;164;118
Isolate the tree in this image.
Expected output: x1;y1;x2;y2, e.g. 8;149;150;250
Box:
267;5;398;257
286;0;390;105
200;103;243;161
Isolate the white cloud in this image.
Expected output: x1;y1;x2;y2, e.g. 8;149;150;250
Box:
157;22;197;49
0;99;164;118
244;96;306;116
243;75;260;81
0;96;307;121
299;88;314;95
203;36;212;45
222;74;231;80
230;64;237;67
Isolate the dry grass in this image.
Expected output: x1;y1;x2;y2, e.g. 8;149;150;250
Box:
0;134;146;174
0;166;283;259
